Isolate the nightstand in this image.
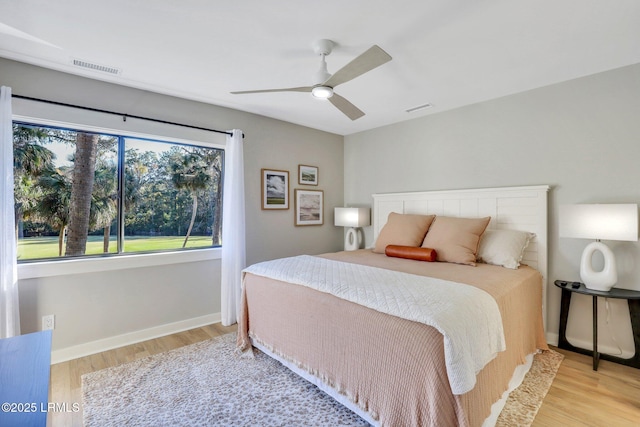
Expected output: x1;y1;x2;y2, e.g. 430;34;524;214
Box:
554;280;640;370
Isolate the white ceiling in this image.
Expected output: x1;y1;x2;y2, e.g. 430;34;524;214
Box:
1;0;639;136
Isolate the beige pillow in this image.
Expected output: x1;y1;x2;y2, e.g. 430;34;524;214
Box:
373;213;435;253
421;216;491;266
477;229;535;269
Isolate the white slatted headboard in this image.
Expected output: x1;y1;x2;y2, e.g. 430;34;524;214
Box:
372;185;550;329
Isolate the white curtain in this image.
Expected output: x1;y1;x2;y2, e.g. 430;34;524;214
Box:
0;86;20;338
220;129;246;326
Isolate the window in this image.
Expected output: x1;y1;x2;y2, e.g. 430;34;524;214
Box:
14;122;224;262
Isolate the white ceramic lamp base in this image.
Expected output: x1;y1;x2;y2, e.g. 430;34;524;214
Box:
344;227;359;251
580;241;617;292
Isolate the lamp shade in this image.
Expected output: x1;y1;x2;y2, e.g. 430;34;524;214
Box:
334;207;370;227
559;204;638;242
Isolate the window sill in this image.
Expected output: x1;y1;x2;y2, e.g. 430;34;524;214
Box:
17;248;222;280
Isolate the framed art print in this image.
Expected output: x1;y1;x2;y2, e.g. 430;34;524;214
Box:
262;169;289;210
298;165;318;186
295;189;323;226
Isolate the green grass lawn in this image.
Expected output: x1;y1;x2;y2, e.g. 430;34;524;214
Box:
18;235;214;260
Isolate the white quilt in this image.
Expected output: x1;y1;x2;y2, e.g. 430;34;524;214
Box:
243;255;505;395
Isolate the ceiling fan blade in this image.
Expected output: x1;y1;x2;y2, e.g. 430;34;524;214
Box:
329;93;365;121
231;86;312;95
323;45;392;88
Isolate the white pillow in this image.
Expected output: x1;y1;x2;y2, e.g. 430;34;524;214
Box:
476;229;535;269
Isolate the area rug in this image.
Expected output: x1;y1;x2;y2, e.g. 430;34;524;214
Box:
496;347;564;427
82;333;563;426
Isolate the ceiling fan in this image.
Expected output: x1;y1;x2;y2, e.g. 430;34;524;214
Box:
231;39;392;121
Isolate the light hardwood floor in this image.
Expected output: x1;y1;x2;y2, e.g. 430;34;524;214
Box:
535;348;640;426
48;324;640;427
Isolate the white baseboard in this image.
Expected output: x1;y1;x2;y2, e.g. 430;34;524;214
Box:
50;312;221;364
51;320;632;365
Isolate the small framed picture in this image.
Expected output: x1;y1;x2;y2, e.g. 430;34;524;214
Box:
295;189;324;226
261;169;289;210
298;165;318;186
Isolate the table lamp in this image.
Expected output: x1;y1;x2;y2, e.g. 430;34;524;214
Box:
334;207;370;251
559;204;638;291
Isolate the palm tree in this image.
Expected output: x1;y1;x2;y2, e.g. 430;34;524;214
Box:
89;163;118;253
205;150;223;246
65;132;99;256
12;124;55;238
13;126;55;173
122;147;154;236
32;168;72;256
169;149;212;248
86;136;118;253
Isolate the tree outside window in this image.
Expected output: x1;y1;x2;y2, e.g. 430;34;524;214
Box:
14;123;224;261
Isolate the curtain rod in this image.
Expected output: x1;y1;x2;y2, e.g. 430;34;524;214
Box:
12;94;239;138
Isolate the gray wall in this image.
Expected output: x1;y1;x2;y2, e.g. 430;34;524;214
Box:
345;63;640;356
1;58;344;358
6;55;638;359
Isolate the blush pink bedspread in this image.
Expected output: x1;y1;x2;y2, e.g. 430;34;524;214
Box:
237;250;548;427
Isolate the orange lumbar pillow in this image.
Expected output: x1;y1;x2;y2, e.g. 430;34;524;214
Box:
385;245;437;262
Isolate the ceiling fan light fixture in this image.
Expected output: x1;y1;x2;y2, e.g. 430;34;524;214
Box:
311;85;334;99
231;41;391;120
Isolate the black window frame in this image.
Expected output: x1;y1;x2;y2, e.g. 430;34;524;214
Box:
13;120;225;263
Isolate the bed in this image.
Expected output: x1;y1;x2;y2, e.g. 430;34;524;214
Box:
238;185;550;427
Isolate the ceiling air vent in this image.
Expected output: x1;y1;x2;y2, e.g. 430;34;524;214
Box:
72;58;121;75
406;103;433;113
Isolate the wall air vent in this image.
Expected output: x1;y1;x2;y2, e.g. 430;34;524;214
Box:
406;103;433;113
71;58;121;75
